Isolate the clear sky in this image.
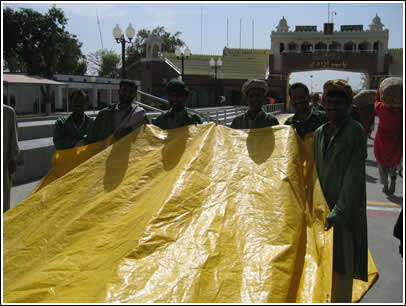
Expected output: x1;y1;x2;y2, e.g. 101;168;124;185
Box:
3;1;405;92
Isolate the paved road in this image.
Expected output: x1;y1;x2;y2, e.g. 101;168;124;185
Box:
8;115;403;303
356;120;403;303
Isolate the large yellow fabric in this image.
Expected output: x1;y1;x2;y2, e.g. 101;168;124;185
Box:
4;124;377;303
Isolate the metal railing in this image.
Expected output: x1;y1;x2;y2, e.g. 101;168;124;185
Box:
138;90;211;122
137;90;285;126
198;103;284;126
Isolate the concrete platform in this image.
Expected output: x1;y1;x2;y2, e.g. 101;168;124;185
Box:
15;137;55;185
18;120;57;141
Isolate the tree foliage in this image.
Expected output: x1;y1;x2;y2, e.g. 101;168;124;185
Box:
3;6;86;77
3;6;87;113
87;49;121;77
125;26;185;79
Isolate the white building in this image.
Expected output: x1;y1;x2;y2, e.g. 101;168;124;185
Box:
3;73;140;114
271;14;389;73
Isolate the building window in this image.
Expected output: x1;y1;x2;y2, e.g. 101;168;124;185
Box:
315;42;327;52
358;41;371;52
344;41;356;52
280;43;285;54
373;41;379;52
301;42;312;53
152;44;160;57
288;42;298;52
329;41;341;51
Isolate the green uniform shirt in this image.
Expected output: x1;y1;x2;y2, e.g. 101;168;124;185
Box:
53;114;94;150
284;108;328;139
314;117;368;281
87;103;146;144
87;104;117;144
230;111;279;129
153;109;202;130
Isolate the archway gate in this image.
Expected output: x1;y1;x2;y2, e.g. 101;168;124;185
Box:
268;15;392;111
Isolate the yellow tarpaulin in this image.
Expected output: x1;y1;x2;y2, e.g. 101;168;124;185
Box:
3;123;377;303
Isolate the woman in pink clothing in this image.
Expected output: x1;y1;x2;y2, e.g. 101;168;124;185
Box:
373;88;403;195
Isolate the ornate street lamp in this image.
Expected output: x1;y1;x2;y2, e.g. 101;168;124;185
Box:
310;75;313;94
175;46;191;80
113;23;135;79
209;57;223;80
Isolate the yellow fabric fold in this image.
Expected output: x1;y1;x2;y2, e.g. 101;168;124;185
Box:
4;124;377;303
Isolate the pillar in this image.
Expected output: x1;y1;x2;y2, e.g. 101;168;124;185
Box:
55;86;63;110
108;88;112;105
91;87;98;109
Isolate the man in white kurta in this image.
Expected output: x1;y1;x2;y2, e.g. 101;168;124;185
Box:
3;105;20;212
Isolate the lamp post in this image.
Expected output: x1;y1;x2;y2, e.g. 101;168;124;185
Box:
331;11;337;23
113;23;135;79
175;46;191;80
310;75;313;94
209;57;223;80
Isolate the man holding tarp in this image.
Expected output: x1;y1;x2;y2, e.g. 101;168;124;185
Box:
314;79;368;303
87;80;146;144
153;79;202;130
285;82;327;139
53;90;94;150
231;79;279;129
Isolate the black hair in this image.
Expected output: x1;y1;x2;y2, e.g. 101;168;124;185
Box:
289;82;310;97
70;90;88;104
120;79;137;90
325;89;351;104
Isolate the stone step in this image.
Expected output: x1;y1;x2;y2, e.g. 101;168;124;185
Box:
15;137;55;185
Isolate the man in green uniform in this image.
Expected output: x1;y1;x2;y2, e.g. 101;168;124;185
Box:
285;83;327;139
87;80;146;144
314;79;368;302
153;79;202;130
53;90;94;150
231;79;279;129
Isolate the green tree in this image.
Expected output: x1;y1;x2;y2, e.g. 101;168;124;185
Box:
74;59;88;76
125;26;185;79
87;49;121;77
3;7;86;113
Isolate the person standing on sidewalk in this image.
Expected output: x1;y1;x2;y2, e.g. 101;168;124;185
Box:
284;83;327;139
314;80;368;303
373;88;403;195
3;104;20;213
